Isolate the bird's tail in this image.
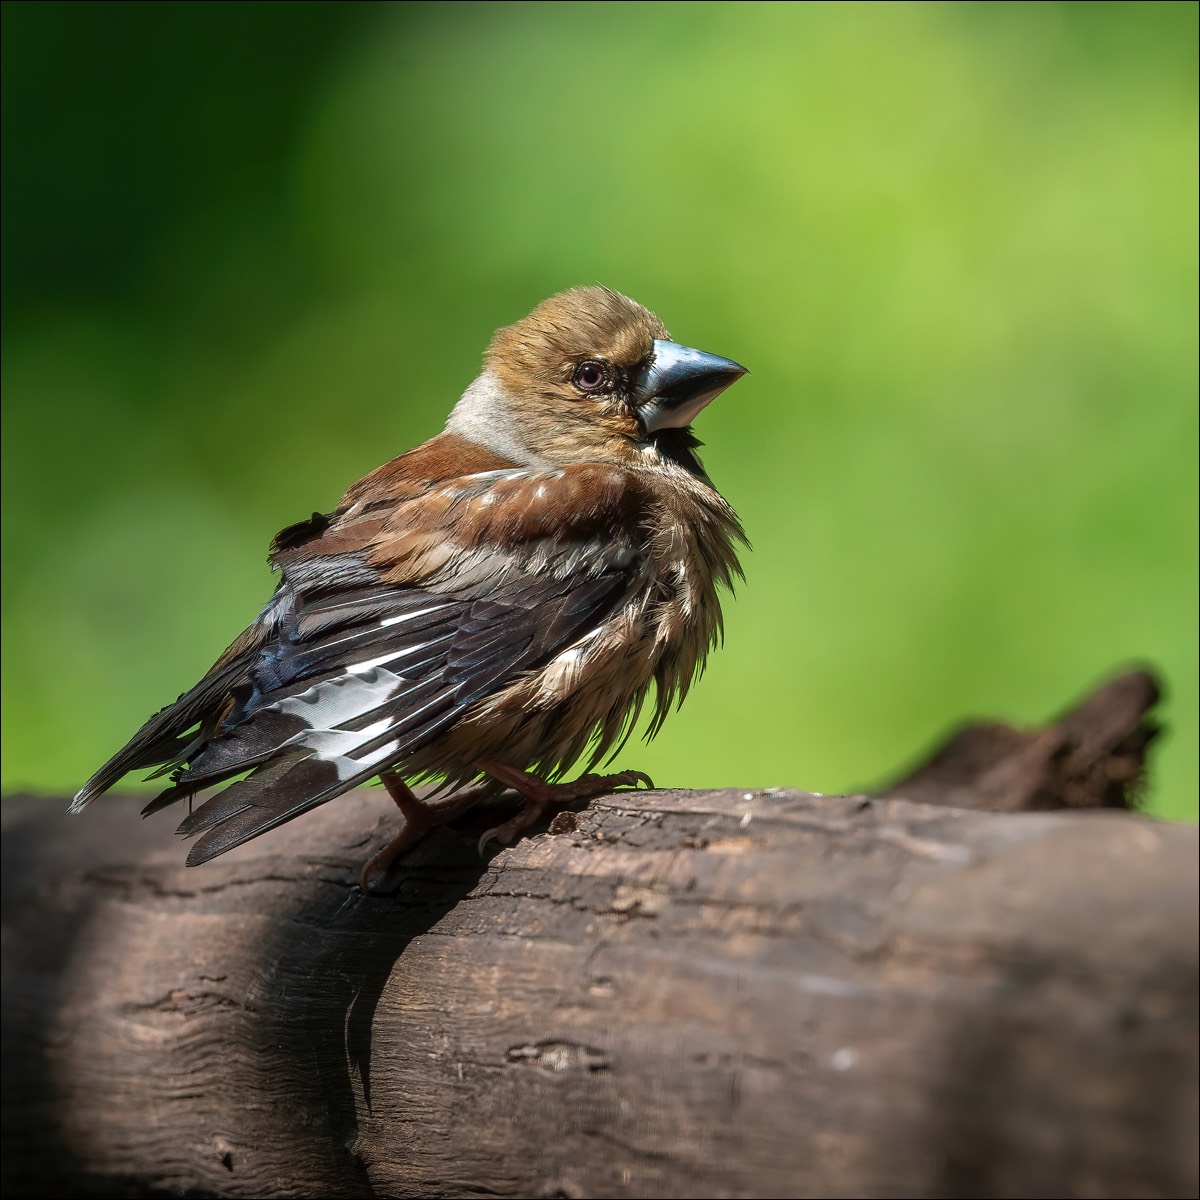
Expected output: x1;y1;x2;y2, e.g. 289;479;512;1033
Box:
69;659;249;812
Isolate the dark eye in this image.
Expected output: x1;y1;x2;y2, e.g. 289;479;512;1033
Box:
572;360;609;393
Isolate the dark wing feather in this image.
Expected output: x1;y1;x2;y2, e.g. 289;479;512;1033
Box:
68;641;262;812
73;461;644;865
177;565;629;864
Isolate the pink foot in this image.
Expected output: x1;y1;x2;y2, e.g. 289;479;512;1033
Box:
474;760;654;855
359;773;493;893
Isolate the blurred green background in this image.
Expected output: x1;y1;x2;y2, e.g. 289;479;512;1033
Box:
2;1;1196;819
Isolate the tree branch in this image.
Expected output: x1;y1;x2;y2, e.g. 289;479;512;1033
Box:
2;672;1194;1199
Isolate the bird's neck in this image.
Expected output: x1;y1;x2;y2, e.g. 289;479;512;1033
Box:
444;371;553;468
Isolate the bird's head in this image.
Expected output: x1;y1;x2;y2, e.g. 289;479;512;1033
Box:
446;286;747;470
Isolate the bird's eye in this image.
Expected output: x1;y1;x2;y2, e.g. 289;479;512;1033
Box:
572;361;609;394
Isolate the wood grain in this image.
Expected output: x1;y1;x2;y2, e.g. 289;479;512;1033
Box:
3;782;1196;1199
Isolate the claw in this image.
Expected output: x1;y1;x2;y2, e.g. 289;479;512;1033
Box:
469;761;657;856
359;831;418;894
359;774;497;893
477;828;503;858
477;800;546;857
359;851;392;895
621;770;654;790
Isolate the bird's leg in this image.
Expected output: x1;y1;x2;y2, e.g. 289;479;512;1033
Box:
474;759;654;854
358;773;428;893
359;772;492;893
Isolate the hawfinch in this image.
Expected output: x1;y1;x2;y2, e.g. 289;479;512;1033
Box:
72;287;748;887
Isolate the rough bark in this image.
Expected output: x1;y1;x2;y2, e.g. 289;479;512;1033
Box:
2;672;1195;1199
879;668;1161;812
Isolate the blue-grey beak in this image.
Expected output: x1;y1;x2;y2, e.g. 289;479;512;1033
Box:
633;339;748;433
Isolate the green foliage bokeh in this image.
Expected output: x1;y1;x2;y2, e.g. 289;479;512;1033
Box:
2;1;1196;818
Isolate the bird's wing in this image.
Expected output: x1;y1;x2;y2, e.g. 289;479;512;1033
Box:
74;460;646;866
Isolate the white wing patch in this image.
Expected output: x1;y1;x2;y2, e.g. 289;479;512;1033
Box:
346;639;435;675
379;604;448;628
280;718;402;782
271;665;401;727
267;663;455;781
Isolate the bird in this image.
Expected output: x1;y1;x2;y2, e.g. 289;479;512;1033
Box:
71;286;748;889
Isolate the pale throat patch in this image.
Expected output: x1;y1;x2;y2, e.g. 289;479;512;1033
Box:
445;369;548;467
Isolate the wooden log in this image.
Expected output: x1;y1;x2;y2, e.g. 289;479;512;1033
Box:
2;777;1196;1199
879;669;1162;813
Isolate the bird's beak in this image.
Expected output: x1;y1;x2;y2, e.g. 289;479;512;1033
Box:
633;340;748;433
